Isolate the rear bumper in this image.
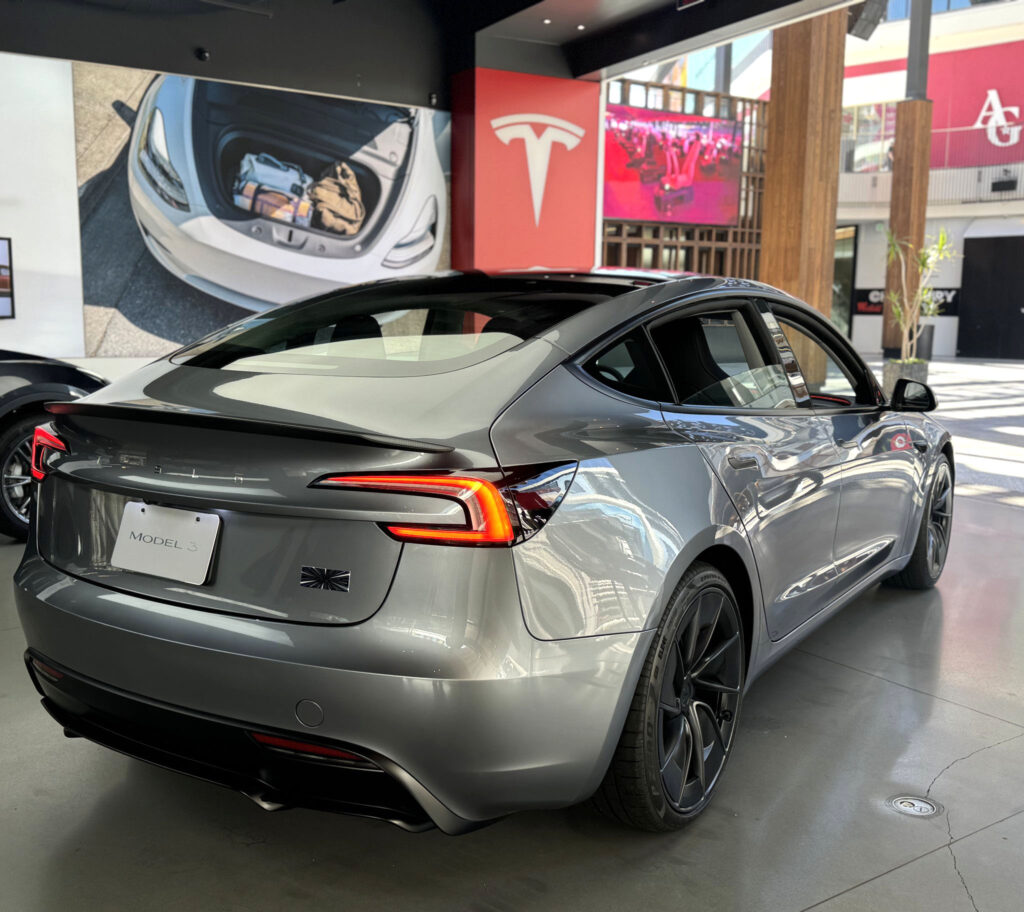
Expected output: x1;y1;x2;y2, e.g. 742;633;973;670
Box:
15;551;652;830
26;651;446;832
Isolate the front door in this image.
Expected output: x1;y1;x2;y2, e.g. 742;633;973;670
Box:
651;300;844;641
770;303;920;590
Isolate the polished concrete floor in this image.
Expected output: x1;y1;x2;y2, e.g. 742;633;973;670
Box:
2;490;1022;912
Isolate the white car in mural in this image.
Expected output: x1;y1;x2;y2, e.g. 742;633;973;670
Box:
128;75;448;312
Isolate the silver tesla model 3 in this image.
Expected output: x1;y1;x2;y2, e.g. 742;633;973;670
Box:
16;273;953;833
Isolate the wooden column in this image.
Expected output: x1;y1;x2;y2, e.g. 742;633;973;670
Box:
760;10;846;321
882;99;933;352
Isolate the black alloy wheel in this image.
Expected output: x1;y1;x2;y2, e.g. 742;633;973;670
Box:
657;584;744;814
925;460;953;579
889;453;954;590
594;562;745;831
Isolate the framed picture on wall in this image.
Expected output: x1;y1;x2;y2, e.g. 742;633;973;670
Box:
0;238;13;319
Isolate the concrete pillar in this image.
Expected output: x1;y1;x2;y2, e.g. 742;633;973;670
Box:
759;10;846;319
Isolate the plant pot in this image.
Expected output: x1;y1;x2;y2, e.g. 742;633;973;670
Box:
882;324;935;362
882;359;929;399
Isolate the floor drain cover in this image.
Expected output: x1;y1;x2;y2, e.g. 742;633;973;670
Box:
887;796;942;817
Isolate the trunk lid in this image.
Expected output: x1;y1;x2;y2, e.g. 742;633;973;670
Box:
36;347;561;625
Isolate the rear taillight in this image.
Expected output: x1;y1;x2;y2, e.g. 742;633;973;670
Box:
31;423;67;482
318;474;515;546
313;464;577;546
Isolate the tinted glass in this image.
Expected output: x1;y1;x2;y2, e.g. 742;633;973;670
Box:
778;319;860;405
651;310;795;408
584;328;672;401
175;280;617;377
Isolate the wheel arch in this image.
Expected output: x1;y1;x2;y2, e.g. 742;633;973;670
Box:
691;543;755;678
940;437;955;484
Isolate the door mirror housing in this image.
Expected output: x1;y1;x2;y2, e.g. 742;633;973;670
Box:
890;378;937;412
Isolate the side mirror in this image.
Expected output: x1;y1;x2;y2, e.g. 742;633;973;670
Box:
891;378;937;412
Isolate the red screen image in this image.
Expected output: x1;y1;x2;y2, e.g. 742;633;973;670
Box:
603;104;742;226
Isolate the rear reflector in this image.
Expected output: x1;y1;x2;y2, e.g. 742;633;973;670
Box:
249;732;363;762
31;657;65;682
31;424;67;482
317;474;515;546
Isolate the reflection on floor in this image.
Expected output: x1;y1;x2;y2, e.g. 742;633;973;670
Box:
2;491;1022;912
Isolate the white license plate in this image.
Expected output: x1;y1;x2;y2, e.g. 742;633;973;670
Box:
110;502;221;585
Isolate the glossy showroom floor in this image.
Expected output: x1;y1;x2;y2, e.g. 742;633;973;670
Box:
3;359;1024;912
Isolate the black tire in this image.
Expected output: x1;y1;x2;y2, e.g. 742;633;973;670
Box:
0;412;44;541
593;562;745;831
888;454;953;590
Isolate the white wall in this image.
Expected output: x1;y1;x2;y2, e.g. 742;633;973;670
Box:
0;52;85;357
849;217;969;357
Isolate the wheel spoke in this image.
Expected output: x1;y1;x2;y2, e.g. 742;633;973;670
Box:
660;716;686;774
686;703;707;796
694;701;727;753
676;718;694;805
691;632;740;679
684;610;701;665
693;677;740;695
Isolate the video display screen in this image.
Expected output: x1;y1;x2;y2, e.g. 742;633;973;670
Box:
603;104;742;226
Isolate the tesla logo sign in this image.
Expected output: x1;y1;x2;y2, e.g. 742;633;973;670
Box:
454;68;599;273
973;89;1022;148
491;114;586;225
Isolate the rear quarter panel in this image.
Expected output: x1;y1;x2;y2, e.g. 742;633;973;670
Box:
490;367;763;641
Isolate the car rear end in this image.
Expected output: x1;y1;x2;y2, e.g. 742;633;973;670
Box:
15;276;653;831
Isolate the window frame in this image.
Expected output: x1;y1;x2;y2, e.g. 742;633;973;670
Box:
580;324;675;404
649;299;806;413
765;300;884;412
571;292;825;415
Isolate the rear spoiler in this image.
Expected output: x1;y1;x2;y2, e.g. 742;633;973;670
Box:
45;400;454;455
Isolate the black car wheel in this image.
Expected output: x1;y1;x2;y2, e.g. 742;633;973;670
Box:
0;413;43;541
889;454;953;590
593;561;745;831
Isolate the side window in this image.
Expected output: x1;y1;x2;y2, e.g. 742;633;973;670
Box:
650;309;796;409
776;318;861;406
583;327;673;401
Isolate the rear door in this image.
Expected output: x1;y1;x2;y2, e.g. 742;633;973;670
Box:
652;298;844;641
767;302;919;590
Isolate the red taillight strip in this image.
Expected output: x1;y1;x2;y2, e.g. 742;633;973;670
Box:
31;424;67;482
249;732;362;762
318;474;515;546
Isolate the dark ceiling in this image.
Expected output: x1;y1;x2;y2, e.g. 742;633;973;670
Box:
0;0;848;106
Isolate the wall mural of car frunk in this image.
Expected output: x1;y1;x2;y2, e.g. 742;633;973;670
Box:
128;75;450;312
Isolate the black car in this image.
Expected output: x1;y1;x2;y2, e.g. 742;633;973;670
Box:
0;351;107;539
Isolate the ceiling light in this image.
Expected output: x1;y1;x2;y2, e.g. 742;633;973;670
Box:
543;18;552;24
577;24;585;30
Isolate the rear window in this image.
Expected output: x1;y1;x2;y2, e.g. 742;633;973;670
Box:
174;280;617;377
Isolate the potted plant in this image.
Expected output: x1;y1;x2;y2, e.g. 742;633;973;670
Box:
881;226;957;398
